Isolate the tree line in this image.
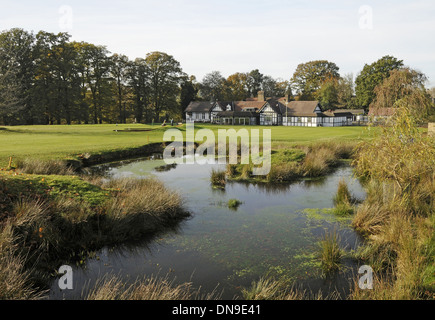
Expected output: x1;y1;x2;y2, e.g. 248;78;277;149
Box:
0;28;433;125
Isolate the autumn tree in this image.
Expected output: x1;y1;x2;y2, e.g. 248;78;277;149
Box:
291;60;340;100
225;72;249;101
370;68;433;122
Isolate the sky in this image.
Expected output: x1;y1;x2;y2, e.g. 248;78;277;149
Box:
1;0;434;87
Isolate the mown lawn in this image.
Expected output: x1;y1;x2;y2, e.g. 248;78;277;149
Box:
0;123;371;167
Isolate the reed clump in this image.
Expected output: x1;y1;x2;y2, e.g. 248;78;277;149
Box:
318;230;343;273
332;179;355;216
15;158;75;175
210;169;226;188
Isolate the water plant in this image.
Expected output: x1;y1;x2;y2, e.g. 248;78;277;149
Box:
227;199;242;210
210;169;226;188
318;230;343;273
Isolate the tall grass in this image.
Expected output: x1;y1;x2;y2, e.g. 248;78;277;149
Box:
241;277;305;300
351;105;435;300
84;274;221;300
85;274;194;300
241;277;339;300
319;230;343;273
15;158;75;175
210;169;226;188
332;179;354;216
0;176;187;298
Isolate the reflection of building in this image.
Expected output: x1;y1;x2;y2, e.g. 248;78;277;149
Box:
185;92;367;127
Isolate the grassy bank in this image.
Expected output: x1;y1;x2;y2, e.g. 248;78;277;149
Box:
0;170;188;298
224;140;357;184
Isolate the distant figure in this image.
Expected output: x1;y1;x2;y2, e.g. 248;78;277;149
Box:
171;118;174;126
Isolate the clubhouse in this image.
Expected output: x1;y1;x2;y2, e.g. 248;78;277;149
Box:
185;91;366;127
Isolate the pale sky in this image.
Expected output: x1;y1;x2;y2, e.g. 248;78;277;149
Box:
1;0;434;87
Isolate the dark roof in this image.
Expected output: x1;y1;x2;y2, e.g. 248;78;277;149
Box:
185;101;214;112
215;101;234;110
216;111;259;118
266;99;288;114
324;111;354;117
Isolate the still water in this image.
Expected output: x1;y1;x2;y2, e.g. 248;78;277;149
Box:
49;157;366;299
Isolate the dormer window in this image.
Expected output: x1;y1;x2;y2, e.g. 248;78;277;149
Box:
226;104;232;111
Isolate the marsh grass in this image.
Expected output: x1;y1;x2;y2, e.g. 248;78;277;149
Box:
0;250;46;300
0;174;187;297
241;277;340;300
241;277;305;300
15;158;75;175
210;169;226;188
319;230;343;273
85;274;221;300
85;274;194;300
351;106;435;300
331;179;355;216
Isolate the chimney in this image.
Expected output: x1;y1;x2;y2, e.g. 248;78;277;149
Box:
258;91;265;102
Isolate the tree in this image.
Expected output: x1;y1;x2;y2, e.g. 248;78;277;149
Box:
246;69;264;97
355;55;404;108
370;68;433;122
0;28;36;124
291;60;340;100
110;54;130;123
336;74;356;108
316;78;339;108
145;51;185;122
200;71;227;102
81;43;111;124
128;58;149;123
180;75;198;119
262;76;291;99
225;72;249;101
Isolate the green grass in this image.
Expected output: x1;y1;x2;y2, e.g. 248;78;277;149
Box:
0;123;371;168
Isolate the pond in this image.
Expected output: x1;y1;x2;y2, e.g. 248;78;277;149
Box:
49;157;366;300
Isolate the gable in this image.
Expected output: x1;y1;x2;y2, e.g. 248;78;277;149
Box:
212;104;223;112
